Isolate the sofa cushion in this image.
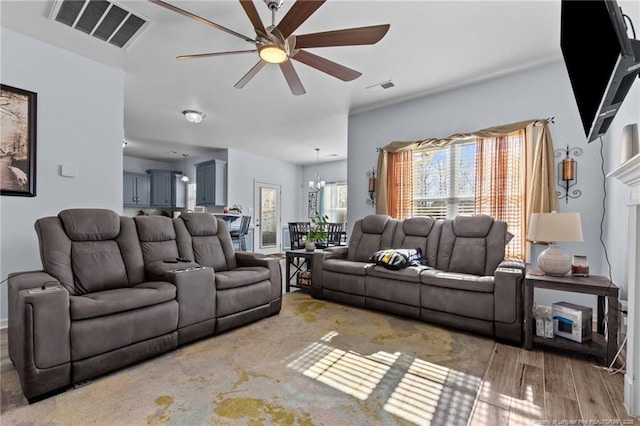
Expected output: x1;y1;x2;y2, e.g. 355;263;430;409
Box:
71;240;130;294
391;217;441;267
135;216;176;242
452;215;494;238
69;281;177;320
322;258;370;276
59;209;120;241
215;267;271;290
436;215;507;276
346;215;396;262
420;269;494;293
180;213;218;236
369;248;422;270
366;264;427;283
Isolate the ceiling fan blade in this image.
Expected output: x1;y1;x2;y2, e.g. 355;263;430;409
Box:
279;61;306;95
295;24;390;49
292;49;361;81
148;0;255;43
239;0;266;35
177;50;256;60
276;0;326;40
234;60;267;89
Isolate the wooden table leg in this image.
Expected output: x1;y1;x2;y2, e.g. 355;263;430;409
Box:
607;295;619;367
285;255;291;293
524;279;534;350
597;295;605;334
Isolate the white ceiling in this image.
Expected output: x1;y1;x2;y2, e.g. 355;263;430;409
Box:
1;0;563;165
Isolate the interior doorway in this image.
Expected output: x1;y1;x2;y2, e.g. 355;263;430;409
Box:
253;181;281;254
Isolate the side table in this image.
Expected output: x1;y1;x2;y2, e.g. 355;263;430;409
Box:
285;249;322;292
524;273;619;366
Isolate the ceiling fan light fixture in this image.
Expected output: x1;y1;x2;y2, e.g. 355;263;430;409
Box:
259;45;288;64
183;110;205;124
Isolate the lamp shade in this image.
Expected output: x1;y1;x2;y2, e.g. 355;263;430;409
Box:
527;212;583;243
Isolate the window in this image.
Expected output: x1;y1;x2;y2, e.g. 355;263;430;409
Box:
411;132;526;259
381;120;557;262
322;182;347;226
413;139;476;219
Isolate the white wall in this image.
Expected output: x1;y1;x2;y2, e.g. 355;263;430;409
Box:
602;74;640;303
303;159;348;219
123;155;172;174
227;148;302;248
348;58;638;310
0;28;124;323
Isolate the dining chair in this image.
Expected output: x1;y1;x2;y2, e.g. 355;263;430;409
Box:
288;222;310;250
230;215;251;251
327;222;345;246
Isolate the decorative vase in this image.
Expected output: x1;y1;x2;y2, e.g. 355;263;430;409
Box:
305;241;315;251
537;243;571;276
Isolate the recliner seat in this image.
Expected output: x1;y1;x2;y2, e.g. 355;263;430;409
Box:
8;208;282;402
311;214;525;343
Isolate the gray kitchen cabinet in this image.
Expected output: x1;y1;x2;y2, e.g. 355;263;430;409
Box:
123;173;151;207
146;169;186;208
195;159;227;206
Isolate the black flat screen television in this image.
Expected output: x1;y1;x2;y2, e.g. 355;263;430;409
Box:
561;0;640;143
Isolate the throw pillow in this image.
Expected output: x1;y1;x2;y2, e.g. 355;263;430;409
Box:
369;248;423;270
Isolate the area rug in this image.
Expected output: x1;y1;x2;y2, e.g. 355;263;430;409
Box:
1;292;495;425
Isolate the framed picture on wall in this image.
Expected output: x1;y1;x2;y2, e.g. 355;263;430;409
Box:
308;191;318;218
1;84;37;197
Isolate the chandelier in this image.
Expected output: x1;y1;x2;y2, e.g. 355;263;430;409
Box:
308;148;325;191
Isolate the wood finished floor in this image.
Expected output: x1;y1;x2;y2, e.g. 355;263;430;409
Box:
470;343;638;425
1;327;638;425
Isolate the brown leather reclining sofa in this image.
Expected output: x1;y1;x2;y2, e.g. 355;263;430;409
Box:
311;214;525;343
8;209;281;403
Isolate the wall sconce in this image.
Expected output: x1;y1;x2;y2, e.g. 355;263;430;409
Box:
366;168;376;206
555;145;582;204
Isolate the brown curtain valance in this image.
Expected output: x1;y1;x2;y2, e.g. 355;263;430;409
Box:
375;118;558;220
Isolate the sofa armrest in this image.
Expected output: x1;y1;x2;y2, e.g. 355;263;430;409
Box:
310;251;330;298
323;246;348;259
164;267;216;328
493;259;525;342
235;252;282;302
8;271;71;401
494;260;524;324
145;260;200;281
497;258;526;273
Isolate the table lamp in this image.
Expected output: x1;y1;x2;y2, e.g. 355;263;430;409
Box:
527;211;583;276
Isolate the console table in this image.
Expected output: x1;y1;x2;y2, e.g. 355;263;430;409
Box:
524;273;619;366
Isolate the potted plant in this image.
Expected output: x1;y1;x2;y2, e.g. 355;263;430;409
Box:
305;213;329;251
229;204;242;214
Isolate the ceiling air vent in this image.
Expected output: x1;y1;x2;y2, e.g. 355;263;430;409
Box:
49;0;150;49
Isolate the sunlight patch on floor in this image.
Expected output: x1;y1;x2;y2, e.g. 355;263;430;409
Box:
287;331;483;424
384;357;480;425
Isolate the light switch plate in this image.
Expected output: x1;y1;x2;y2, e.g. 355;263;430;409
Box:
60;165;78;177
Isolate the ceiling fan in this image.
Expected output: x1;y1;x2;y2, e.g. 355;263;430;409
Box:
149;0;390;95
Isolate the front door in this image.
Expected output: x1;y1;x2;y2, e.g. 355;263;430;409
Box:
253;181;281;254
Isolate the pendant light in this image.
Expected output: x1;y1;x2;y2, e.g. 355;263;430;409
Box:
308;148;325;191
181;153;190;182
